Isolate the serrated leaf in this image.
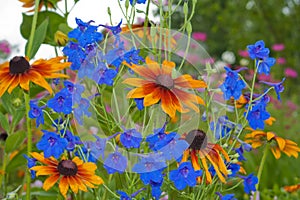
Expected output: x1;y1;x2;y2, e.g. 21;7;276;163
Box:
25;18;49;58
5;131;26;153
20;11;67;46
0;112;9;133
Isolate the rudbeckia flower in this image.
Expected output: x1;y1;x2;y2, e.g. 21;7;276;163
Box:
30;152;104;198
0;56;70;97
19;0;61;12
284;183;300;192
245;129;300;159
181;130;230;183
123;57;207;119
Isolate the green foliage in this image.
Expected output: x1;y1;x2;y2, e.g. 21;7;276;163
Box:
4;131;26;153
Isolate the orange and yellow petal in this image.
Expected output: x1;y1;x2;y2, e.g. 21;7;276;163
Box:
43;174;60;191
59;176;70;198
174;74;207;88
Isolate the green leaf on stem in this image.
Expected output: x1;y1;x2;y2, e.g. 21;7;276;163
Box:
0;112;9;134
11;107;26;129
5;130;26;153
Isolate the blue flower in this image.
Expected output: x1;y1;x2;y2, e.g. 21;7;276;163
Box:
28;101;44;128
160;134;189;161
246;101;270;130
260;78;285;101
63;81;85;103
129;0;147;5
134;98;144;110
62;130;82;151
240;173;258;194
146;124;177;151
235;146;246;161
120;128;142;148
150;179;163;199
169;162;202;190
104;150;127;174
62;41;86;70
23;154;36;178
75;146;98;163
123;48;145;65
36;130;68;159
219;67;246;100
227;163;240;178
256;57;276;75
247;40;270;60
210;116;233;140
216;192;237;200
99;20;122;35
117;191;132;200
92;66;117;86
83;135;107;160
74;98;92;125
47;89;72;114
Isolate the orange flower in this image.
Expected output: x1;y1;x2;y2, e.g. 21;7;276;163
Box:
123;57;207;119
284;183;300;192
0;56;70;97
245;129;300;159
30;152;103;198
181;130;230;183
19;0;61;12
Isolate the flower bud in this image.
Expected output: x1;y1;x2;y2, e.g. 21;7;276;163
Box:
54;31;68;46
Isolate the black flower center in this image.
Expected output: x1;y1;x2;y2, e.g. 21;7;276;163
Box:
57;160;78;176
185;129;208;150
9;56;30;74
156;74;174;89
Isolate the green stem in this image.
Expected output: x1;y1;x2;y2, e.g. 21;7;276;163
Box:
24;92;32;200
254;144;269;199
25;0;40;58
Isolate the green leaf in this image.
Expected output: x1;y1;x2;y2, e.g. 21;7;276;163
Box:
20;11;69;46
11;107;26;129
1;93;16;114
6;147;27;172
0;112;9;133
5;131;26;153
25;18;49;58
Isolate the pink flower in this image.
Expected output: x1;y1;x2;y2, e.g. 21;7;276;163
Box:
238;50;249;57
276;57;286;65
284;67;298;78
272;43;285;51
192;32;207;41
286;100;297;110
0;40;11;54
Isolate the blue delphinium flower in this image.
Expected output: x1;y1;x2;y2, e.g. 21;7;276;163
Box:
75;146;98;163
216;192;237;200
117;191;132;200
104;150;127;174
246;101;270;130
227;163;240;178
239;173;258;194
23;155;36;178
47;89;72;114
210;116;233;139
123;48;145;65
28;101;44;128
62;130;82;151
74;98;92;125
36;130;68;159
219;67;246;100
63;80;85;103
134;98;144;110
62;41;86;70
247;40;270;60
260;78;285;101
160;134;189;161
129;0;147;5
256;56;276;75
92;66;117;86
120;128;142;148
169;162;202;190
99;20;122;35
150;179;163;199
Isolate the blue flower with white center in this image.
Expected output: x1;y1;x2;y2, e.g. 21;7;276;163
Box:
28;101;44;128
36;130;68;159
256;56;276;75
169;162;202;190
104;150;127;174
247;40;270;60
245;101;270;130
120;128;142;148
47;89;72;114
260;78;285;101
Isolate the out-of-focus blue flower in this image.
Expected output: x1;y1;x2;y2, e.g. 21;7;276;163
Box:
134;98;144;110
246;101;270;130
117;191;132;200
83;135;107;160
23;154;36;179
52;78;60;85
63;81;85;103
260;78;285;101
219;67;246;100
247;40;270;60
129;0;147;5
92;66;117;86
227;163;240;178
28;101;44;128
169;162;202;190
75;146;98;163
120;128;142;148
239;173;258;194
62;41;86;70
99;20;122;35
210;116;233;140
235;146;246;161
36;130;68;159
160;134;189;161
47;89;72;114
74;98;92;125
256;57;276;75
146;124;177;151
216;192;237;200
62;130;82;151
104;150;127;174
123;48;145;65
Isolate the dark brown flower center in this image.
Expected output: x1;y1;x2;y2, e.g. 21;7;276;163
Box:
57;160;78;176
9;56;30;74
185;129;207;150
156;74;174;89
